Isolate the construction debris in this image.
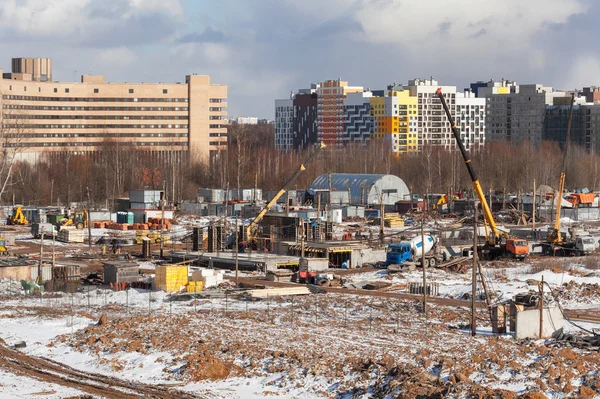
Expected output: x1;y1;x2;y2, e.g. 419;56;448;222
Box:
242;286;311;298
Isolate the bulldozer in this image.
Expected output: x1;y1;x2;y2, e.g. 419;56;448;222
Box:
9;206;28;225
59;210;88;230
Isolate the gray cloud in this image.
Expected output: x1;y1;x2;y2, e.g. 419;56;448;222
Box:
178;27;228;43
0;0;596;119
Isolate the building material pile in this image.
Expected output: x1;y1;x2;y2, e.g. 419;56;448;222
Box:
187;280;204;293
136;231;171;244
57;227;84;243
155;265;188;293
191;269;224;288
383;213;404;228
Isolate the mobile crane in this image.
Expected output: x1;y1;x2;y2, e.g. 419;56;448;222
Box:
244;142;326;249
436;88;529;260
541;94;592;255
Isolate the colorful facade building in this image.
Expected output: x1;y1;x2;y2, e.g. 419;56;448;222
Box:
317;79;363;146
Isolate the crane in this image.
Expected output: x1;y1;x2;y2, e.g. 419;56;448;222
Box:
244;142;326;248
547;93;575;245
436;88;528;260
540;94;593;256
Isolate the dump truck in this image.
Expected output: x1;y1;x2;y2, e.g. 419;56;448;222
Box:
566;193;595;207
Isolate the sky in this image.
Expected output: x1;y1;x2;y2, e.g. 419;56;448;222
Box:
0;0;598;119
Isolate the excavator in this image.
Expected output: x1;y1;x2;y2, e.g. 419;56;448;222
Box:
59;210;88;230
9;206;28;225
436;88;529;260
244;142;326;249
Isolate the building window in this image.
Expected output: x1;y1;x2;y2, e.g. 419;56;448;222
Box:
129;89;134;94
94;88;99;93
163;89;168;94
65;88;70;93
54;88;57;93
24;87;26;92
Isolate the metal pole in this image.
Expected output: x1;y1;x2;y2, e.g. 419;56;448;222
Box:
38;227;44;285
472;202;478;337
539;275;544;338
86;187;93;254
235;216;239;287
380;200;385;242
160;186;165;258
421;203;427;324
532;179;537;233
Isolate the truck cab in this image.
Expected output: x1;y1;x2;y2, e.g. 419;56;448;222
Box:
576;237;596;256
386;243;412;266
505;239;529;259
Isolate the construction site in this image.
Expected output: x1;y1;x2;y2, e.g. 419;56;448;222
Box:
2;94;600;398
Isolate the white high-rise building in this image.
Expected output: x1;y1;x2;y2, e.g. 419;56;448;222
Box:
455;90;486;150
405;78;458;150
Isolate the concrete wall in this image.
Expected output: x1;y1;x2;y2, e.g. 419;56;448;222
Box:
0;265;31;280
351;248;386;267
515;307;564;339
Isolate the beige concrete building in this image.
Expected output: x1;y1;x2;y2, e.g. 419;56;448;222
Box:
0;58;227;163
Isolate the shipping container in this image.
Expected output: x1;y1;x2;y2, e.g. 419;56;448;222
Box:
129;190;163;204
30;265;52;282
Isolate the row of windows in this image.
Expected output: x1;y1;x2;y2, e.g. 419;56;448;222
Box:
8;85;173;95
3;114;188;121
2;94;188;103
209;99;226;103
209;124;228;129
6;132;188;138
4;141;188;148
209;133;229;137
5;123;189;129
3;104;189;112
208;141;226;145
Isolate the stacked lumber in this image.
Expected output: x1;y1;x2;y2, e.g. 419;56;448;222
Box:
384;213;405;228
135;230;171;244
58;227;85;243
155;265;188;293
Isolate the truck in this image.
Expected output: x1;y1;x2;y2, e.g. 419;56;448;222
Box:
386;235;446;268
566;193;595;207
31;223;58;239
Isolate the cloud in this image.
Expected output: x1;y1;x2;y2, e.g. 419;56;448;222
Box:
0;0;596;119
0;0;184;47
178;27;228;43
94;46;137;67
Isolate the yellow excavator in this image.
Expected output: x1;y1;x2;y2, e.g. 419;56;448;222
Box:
244;142;326;249
60;210;88;229
436;88;529;260
9;206;28;225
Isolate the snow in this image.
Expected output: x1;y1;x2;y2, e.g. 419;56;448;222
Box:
0;369;89;398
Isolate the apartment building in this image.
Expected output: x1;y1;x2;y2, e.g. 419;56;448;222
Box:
317;79;363;146
405;78;459;150
343;91;373;144
477;79;565;145
455;90;486;150
274;98;294;150
371;87;419;154
0;57;227;163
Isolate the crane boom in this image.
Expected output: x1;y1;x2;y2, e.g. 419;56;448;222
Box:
435;88;506;245
246;142;326;243
549;93;575;244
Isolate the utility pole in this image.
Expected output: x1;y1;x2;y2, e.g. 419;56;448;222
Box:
86;187;93;254
160;186;165;258
539;275;544;338
235;215;239;287
472;202;479;336
37;227;44;284
52;229;56;267
421;203;427;325
380;191;385;243
532;179;537;233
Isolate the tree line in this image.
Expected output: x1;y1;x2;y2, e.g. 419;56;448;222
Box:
3;123;599;208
